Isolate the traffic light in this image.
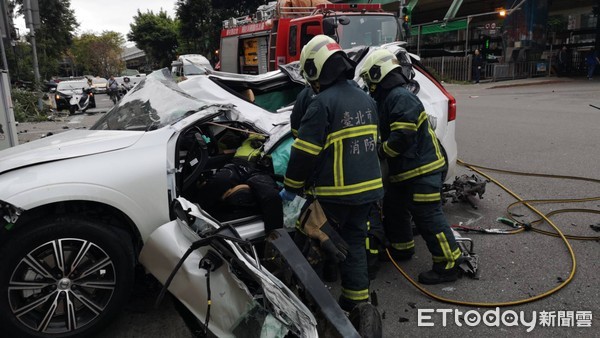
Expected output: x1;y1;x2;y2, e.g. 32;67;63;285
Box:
402;7;411;38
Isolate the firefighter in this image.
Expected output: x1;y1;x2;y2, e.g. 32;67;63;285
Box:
290;85;315;139
280;35;384;311
359;49;461;284
290;77;386;282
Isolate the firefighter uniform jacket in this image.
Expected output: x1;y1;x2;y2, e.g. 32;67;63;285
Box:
284;80;384;205
378;86;446;183
290;86;315;139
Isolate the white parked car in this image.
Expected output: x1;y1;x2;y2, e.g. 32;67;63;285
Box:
0;43;458;338
171;54;214;80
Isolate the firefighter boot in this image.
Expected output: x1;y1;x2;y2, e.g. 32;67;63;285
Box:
418;264;458;285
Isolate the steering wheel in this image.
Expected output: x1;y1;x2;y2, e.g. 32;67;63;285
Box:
180;126;209;191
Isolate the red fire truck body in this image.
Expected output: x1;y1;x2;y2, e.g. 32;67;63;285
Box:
219;2;401;74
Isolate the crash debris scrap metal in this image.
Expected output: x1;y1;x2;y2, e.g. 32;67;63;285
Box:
443;174;488;209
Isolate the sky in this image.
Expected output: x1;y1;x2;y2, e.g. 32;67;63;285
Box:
16;0;178;44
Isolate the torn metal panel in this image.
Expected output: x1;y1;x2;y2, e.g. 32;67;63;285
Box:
140;199;318;337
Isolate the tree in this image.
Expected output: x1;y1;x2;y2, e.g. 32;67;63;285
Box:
5;41;34;82
127;10;178;69
13;0;79;79
175;0;264;61
72;32;125;78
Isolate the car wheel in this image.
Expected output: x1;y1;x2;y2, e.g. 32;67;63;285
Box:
0;217;135;338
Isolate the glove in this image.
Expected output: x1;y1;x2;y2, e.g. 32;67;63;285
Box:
279;189;296;202
298;200;349;263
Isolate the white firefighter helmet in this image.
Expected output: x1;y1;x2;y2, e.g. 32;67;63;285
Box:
299;35;344;83
359;49;401;89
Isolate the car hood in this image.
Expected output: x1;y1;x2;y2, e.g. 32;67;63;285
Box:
0;130;144;174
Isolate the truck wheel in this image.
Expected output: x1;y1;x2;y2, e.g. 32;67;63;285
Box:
349;302;382;338
0;217;135;338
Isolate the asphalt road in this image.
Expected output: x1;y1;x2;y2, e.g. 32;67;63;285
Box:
16;78;600;337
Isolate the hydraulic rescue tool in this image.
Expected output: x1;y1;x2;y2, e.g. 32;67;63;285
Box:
450;229;479;279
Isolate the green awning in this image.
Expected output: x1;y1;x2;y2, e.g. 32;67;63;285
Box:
417;19;468;35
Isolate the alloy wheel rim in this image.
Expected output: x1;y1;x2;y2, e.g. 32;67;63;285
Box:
7;238;116;334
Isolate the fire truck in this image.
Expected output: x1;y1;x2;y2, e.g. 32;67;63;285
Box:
219;1;402;74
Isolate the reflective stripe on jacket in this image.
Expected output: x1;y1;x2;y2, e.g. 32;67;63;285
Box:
378;86;446;183
284;80;384;205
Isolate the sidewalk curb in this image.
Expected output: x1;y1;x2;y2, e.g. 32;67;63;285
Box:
487;79;573;89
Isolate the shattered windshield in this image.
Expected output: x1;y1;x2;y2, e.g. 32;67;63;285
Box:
337;15;401;48
183;64;210;76
91;69;209;131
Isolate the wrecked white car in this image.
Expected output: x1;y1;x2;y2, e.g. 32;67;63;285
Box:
0;43;458;338
192;42;458;181
0;69;296;337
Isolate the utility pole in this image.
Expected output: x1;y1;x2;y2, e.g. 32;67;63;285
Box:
595;0;600;51
24;0;42;110
0;0;18;149
0;0;11;71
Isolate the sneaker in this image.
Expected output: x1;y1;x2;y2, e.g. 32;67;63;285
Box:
418;268;458;285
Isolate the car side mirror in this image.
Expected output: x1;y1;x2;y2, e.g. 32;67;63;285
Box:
323;18;337;36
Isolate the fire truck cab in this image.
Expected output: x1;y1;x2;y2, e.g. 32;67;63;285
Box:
219;1;401;75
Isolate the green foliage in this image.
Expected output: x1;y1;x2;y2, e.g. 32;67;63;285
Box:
4;41;34;83
11;89;50;122
72;32;125;78
176;0;265;61
128;10;179;68
547;15;567;33
14;0;79;79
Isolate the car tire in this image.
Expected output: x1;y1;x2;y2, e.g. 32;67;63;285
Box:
348;302;383;338
0;216;135;338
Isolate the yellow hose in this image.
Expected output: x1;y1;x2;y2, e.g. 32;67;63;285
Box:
387;159;600;307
